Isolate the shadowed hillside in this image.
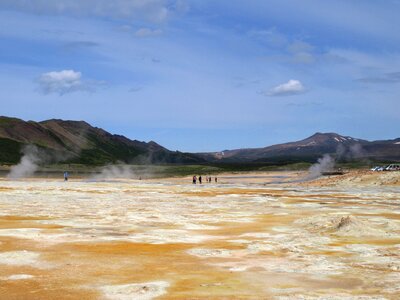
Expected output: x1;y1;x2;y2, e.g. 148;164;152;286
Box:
0;116;205;165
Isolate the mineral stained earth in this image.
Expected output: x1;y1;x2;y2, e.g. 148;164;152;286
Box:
0;171;399;299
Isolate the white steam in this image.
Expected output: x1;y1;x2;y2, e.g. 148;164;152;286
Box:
7;145;43;179
91;164;156;181
93;165;136;180
336;143;366;161
308;154;335;179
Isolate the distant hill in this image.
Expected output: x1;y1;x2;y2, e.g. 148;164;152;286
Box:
200;132;400;163
0;116;205;165
1;116;399;166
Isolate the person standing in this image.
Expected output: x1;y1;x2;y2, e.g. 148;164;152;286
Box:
199;175;202;184
192;175;197;184
64;171;69;181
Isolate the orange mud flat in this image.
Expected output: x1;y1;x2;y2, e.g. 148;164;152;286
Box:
0;175;399;299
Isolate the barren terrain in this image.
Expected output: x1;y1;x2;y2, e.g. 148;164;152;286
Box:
0;171;399;299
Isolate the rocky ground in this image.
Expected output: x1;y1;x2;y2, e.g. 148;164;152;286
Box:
302;170;400;188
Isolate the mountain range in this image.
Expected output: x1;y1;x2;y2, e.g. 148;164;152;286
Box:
0;116;204;165
200;132;400;163
0;116;399;165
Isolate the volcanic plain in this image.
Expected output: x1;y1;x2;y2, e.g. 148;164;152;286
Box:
0;171;399;299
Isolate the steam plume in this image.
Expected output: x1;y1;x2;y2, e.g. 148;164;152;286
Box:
308;154;335;179
92;164;136;180
336;143;366;161
7;145;44;179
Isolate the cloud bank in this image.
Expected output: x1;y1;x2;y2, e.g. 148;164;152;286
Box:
358;71;400;84
0;0;174;23
267;79;306;97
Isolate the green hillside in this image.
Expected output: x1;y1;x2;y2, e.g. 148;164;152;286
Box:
0;116;205;165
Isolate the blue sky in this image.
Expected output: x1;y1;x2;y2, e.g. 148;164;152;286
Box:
0;0;399;152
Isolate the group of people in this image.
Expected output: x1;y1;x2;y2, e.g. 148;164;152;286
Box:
63;171;218;184
192;175;217;184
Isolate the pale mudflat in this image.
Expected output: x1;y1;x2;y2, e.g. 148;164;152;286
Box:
0;172;399;299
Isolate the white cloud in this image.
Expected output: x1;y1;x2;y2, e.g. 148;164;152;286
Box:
266;79;306;97
249;29;316;64
292;52;315;64
287;40;315;64
287;40;314;54
134;27;163;37
358;71;400;84
117;25;163;37
173;0;190;14
248;28;288;48
0;0;175;23
129;86;143;92
37;70;101;95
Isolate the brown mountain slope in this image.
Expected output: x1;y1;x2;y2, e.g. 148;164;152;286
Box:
201;133;400;163
0;116;205;165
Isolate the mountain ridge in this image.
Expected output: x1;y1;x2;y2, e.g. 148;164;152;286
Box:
199;132;400;163
1;116;399;165
0;116;204;165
